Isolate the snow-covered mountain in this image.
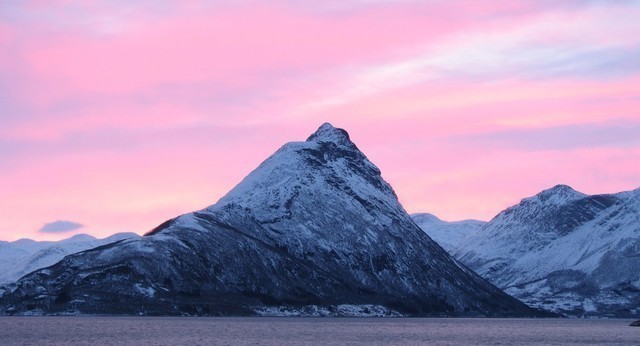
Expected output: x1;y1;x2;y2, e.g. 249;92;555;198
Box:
411;213;485;252
453;184;640;317
0;123;537;317
0;233;139;285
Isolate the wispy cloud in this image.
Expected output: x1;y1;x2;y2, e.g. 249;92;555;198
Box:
300;3;640;112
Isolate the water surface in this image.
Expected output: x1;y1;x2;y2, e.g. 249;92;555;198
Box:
1;317;638;345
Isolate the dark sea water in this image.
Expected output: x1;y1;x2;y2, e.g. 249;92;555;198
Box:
1;317;638;345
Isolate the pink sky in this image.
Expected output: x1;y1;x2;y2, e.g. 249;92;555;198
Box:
1;0;639;241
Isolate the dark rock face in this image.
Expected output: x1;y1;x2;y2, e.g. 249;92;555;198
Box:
630;320;640;327
0;123;537;317
453;185;640;318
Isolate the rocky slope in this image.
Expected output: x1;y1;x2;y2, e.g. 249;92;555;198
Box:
453;185;640;317
0;233;139;285
411;213;485;252
0;123;536;317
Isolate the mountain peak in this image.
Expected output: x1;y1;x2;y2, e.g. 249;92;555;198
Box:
519;184;586;206
548;184;576;193
411;213;442;224
306;122;351;145
538;184;583;198
65;233;96;241
215;121;397;217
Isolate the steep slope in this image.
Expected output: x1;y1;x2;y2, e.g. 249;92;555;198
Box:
0;233;139;286
0;123;535;317
411;213;485;252
454;185;640;317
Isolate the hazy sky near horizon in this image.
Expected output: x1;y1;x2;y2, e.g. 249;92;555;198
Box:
1;0;639;241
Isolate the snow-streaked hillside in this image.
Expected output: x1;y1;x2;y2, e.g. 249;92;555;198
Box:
0;233;139;285
0;123;536;317
453;185;640;317
411;213;485;252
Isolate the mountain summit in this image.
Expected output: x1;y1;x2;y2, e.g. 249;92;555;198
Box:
0;123;535;316
306;122;352;143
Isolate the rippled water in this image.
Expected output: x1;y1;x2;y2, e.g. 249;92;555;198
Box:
1;317;638;345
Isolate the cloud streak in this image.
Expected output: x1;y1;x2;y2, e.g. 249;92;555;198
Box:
449;120;640;151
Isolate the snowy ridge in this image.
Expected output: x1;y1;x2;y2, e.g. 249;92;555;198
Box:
453;185;640;317
0;233;139;285
411;213;485;252
0;123;536;317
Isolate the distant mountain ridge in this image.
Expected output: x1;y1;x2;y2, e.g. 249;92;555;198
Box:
411;213;485;252
0;123;536;317
0;233;139;286
451;184;640;317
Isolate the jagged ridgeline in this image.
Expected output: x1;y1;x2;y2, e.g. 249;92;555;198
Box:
0;123;539;316
452;185;640;317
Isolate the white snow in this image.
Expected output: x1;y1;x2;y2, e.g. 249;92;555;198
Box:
134;283;155;298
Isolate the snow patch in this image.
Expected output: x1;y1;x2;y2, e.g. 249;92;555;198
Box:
253;304;402;317
134;283;155;298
